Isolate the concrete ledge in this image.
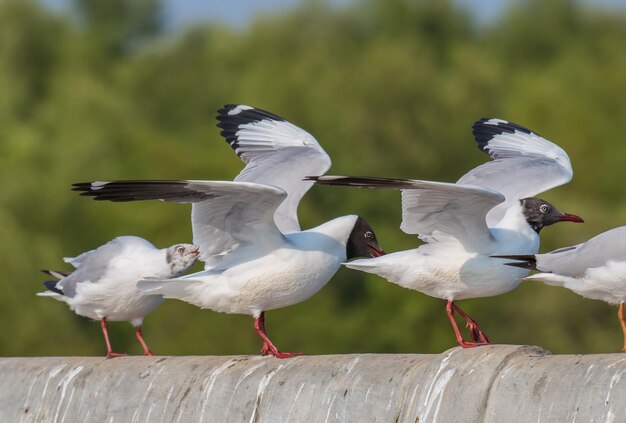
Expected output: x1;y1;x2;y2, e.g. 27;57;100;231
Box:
1;345;625;422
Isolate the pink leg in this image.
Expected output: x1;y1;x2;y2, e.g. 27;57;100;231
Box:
135;325;154;356
253;312;303;359
445;301;490;348
100;318;127;358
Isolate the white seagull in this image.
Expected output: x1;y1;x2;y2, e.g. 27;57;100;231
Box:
498;226;626;352
309;118;583;348
72;105;384;358
39;236;199;358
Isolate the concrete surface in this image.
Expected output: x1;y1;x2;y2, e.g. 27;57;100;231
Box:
1;345;624;422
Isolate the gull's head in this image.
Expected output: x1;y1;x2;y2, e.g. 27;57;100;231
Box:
166;243;200;275
346;216;385;260
520;198;584;234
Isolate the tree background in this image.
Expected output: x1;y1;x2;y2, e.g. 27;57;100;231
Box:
1;0;626;357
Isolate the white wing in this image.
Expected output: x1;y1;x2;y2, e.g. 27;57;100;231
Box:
73;180;287;265
457;118;573;226
310;176;504;252
217;105;331;233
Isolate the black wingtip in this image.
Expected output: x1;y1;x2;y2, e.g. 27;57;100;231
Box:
306;175;414;189
71;180;198;202
492;254;537;270
216;104;287;156
472;118;538;152
43;280;64;295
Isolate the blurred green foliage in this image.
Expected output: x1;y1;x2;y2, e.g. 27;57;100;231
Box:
2;0;626;357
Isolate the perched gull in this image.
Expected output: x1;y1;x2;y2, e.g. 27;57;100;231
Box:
309;118;583;348
498;226;626;352
72;105;384;358
39;236;199;358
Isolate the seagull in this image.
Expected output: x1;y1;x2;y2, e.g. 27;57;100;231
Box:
39;236;199;358
497;226;626;352
308;118;584;348
72;105;384;358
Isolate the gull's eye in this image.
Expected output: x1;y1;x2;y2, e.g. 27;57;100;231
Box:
539;204;549;213
364;231;373;239
176;246;185;254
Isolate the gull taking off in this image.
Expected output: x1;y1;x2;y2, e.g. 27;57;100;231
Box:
309;118;583;347
72;105;384;358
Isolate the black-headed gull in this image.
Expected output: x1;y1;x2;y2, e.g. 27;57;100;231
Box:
72;105;384;358
498;226;626;352
309;118;583;348
39;236;199;358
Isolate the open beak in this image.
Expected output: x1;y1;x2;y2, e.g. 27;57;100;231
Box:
558;213;584;223
190;248;201;257
368;245;386;257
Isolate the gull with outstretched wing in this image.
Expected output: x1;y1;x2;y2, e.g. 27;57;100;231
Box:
73;105;384;358
309;118;583;348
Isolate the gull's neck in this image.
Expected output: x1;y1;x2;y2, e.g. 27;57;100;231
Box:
492;201;540;254
286;215;358;259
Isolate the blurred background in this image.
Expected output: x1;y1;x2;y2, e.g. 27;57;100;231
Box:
2;0;626;357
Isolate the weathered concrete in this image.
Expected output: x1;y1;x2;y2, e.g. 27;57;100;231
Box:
1;345;625;422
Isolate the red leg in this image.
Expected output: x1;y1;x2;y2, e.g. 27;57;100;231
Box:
451;302;491;344
445;301;490;348
256;313;272;356
135;325;154;356
618;303;626;353
100;318;127;358
253;312;303;359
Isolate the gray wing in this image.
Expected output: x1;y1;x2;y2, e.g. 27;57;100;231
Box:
217;105;331;233
310;176;505;252
73;180;287;265
457;118;573;227
56;237;149;297
536;227;626;276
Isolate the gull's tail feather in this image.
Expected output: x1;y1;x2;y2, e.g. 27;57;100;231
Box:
343;257;401;282
343;258;381;273
41;269;70;279
37;280;67;302
42;280;64;295
37;290;62;298
524;273;568;287
137;278;202;300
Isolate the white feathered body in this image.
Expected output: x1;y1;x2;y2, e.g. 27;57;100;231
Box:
42;236;172;326
68;260;166;326
346;205;538;301
527;261;626;305
139;216;357;318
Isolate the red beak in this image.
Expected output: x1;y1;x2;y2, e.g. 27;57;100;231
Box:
558;213;584;223
368;245;386;257
190;248;200;257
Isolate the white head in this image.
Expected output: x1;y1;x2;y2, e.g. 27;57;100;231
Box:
165;244;200;276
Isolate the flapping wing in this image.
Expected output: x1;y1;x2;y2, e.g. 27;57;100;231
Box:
217;104;331;233
73;180;287;264
310;176;505;252
457;118;573;226
536;227;626;277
